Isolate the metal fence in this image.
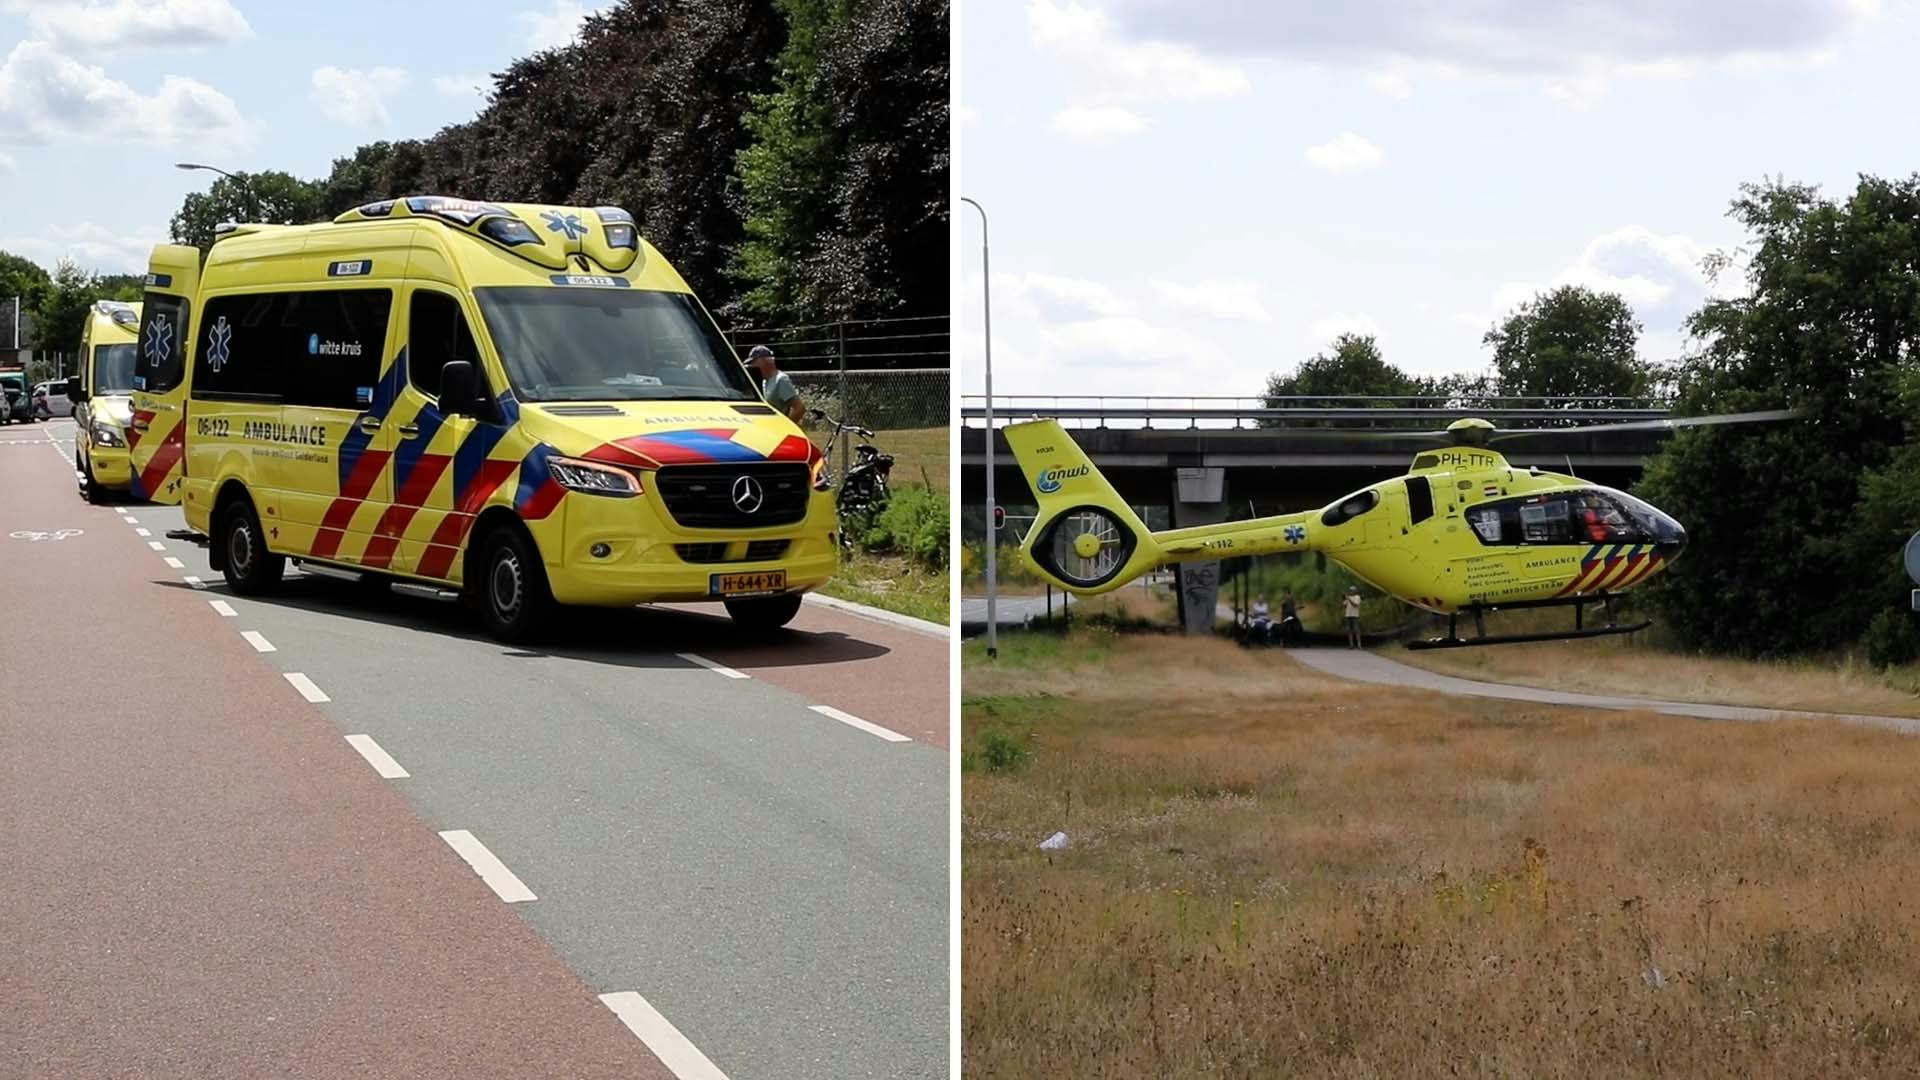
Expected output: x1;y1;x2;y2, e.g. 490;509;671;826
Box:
725;314;949;431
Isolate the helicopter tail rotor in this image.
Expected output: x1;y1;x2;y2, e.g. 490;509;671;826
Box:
1003;420;1161;593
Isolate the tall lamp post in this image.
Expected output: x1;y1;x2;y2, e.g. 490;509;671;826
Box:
960;196;996;659
175;161;260;224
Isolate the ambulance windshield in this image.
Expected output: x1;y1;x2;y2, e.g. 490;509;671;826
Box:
475;287;759;403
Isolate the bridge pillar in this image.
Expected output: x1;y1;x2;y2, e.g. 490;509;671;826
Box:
1171;467;1227;636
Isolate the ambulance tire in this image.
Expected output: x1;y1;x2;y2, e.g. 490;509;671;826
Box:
219;495;285;596
476;525;554;643
80;453;104;504
724;593;803;633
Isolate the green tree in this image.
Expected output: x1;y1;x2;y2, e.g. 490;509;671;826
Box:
1482;284;1650;404
1635;176;1920;656
0;250;51;312
31;258;101;358
169;170;325;251
1260;334;1436;427
731;0;949;324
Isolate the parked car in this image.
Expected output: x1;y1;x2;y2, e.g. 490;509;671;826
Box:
0;371;27;423
30;381;71;419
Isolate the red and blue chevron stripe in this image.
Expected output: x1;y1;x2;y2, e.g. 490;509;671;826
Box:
1554;542;1666;597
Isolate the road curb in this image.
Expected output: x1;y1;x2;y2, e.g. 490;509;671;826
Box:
804;592;950;638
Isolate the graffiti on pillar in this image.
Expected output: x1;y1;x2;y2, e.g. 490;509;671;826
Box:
1181;564;1217;610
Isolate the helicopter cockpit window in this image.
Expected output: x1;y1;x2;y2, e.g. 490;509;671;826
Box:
1467;490;1661;547
1320;488;1380;527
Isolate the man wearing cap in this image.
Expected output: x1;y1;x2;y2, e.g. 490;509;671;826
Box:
747;345;806;424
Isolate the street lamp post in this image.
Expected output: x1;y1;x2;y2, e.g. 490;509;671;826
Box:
175;161;260;224
960;196;996;660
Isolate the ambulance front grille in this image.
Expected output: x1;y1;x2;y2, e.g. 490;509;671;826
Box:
674;540;792;564
655;463;810;528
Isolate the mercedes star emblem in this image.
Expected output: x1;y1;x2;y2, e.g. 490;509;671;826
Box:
731;474;765;514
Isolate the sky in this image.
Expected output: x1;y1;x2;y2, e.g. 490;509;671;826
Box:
0;0;609;278
956;0;1918;399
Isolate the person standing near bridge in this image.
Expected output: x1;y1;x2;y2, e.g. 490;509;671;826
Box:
1343;586;1363;649
747;345;807;424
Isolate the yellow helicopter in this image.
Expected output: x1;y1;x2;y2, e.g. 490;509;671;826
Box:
1001;410;1793;648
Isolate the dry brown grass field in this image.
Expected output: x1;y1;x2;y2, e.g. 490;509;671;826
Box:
963;630;1920;1077
1397;632;1920;720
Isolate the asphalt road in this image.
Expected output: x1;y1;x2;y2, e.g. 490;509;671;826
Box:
1;418;950;1079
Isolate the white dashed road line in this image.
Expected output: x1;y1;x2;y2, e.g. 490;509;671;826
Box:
134;528;150;536
146;541;165;551
600;992;731;1080
209;599;237;617
344;734;409;778
163;557;185;569
240;630;276;653
809;704;911;743
284;672;331;703
183;576;206;589
677;653;748;679
438;830;536;903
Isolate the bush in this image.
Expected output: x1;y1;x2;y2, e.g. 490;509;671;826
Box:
977;728;1028;773
861;484;948;570
1861;608;1920;668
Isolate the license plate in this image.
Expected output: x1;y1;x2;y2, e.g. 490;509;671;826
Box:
712;570;787;596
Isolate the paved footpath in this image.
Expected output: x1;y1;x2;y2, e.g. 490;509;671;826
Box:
1289;646;1920;736
1;419;949;1080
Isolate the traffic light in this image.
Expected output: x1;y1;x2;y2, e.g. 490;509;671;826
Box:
992;505;1005;531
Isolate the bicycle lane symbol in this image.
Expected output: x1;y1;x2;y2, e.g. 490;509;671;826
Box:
9;529;84;542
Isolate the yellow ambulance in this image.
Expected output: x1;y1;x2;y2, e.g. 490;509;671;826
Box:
126;196;836;641
68;298;142;502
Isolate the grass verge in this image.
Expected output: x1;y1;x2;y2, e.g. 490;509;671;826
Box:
820;551;947;625
964;630;1920;1077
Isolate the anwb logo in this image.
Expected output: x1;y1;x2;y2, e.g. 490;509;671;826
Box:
1035;464;1089;494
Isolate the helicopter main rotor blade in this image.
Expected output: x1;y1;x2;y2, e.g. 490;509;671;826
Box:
1487;408;1799;442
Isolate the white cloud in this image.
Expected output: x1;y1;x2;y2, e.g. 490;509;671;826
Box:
957;103;980;126
0;220;166;274
1111;0;1878;76
1303;131;1384;173
1106;1;1879;107
1368;70;1413;98
1027;0;1251;104
432;73;489;99
0;152;13;174
24;0;251;52
1051;103;1146;140
1305;313;1386;349
994;271;1129;322
309;65;410;128
1459;225;1741;355
518;0;605;52
1150;278;1269;321
0;39;247;145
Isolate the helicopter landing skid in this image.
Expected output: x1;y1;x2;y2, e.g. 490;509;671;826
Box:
1405;620;1652;650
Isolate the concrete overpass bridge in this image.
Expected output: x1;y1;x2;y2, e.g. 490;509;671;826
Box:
959;395;1679;632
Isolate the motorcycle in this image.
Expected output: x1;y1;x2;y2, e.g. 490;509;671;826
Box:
811;408;894;551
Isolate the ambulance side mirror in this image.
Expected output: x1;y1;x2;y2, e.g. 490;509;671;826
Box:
438;360;478;416
66;375;85;403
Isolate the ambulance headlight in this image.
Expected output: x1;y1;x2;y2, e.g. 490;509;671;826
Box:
548;456;641;497
91;421;125;447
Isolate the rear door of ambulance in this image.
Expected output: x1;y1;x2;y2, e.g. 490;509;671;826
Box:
127;247;200;503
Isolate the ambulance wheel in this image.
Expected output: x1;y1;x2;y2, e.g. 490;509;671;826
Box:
724;594;802;633
220;496;284;596
476;525;554;643
79;453;102;503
